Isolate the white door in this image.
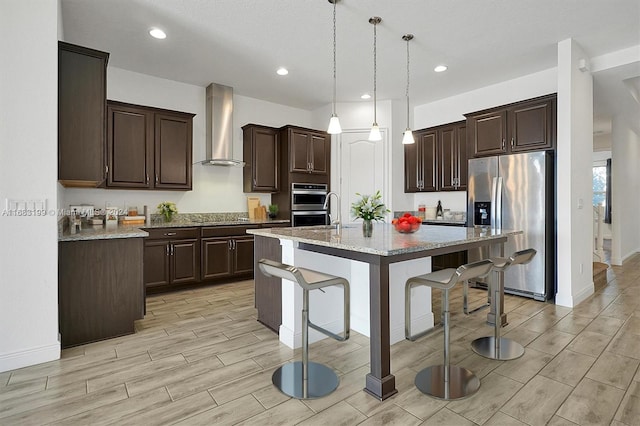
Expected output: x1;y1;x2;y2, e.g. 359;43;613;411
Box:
338;129;389;224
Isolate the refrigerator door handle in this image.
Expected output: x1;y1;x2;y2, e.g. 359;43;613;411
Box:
491;176;503;229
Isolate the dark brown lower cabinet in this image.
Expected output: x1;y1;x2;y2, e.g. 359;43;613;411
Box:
58;238;144;348
201;226;257;281
144;228;200;292
253;235;283;332
431;250;468;271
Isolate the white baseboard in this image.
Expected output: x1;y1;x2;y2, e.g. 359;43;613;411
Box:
555;283;594;308
0;342;60;373
391;312;434;345
279;318;346;349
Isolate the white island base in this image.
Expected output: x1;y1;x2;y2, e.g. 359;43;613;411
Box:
278;239;434;349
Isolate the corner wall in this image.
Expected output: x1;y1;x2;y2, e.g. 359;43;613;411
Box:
0;0;61;371
555;39;595;307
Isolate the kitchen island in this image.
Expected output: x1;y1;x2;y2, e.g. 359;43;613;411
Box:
248;223;520;400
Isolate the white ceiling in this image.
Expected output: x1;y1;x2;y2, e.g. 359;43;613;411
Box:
61;0;639;136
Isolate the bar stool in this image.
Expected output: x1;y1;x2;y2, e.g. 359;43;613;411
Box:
471;248;537;360
257;259;350;399
405;259;494;400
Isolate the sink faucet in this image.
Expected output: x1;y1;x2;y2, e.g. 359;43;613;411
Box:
323;192;341;231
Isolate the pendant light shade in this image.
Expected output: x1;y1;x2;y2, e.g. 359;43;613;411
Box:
402;34;415;144
368;16;382;141
327;0;342;134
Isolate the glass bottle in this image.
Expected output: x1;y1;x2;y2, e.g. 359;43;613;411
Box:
436;200;443;218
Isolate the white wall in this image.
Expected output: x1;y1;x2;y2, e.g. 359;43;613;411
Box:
62;67;313;214
0;0;61;372
555;39;595;307
611;118;640;264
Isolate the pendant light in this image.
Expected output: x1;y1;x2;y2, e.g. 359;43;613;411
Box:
327;0;342;134
368;17;382;141
402;34;415;144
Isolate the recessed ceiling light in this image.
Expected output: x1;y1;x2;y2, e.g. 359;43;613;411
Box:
361;93;371;99
149;28;166;39
276;67;289;76
434;65;448;73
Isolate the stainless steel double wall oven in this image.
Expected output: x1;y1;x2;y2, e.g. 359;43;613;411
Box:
290;183;328;226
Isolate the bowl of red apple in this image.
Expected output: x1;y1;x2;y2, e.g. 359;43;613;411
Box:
392;213;422;233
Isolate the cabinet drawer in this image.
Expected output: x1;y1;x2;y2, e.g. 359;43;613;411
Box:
201;225;259;238
145;227;199;240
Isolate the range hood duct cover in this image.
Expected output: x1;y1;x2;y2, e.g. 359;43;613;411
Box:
202;83;245;166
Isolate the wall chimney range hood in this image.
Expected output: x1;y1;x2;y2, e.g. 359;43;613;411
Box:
201;83;245;166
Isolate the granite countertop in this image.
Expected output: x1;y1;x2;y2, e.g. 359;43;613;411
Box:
422;219;467;226
247;223;521;256
59;225;149;242
59;218;291;242
142;218;290;229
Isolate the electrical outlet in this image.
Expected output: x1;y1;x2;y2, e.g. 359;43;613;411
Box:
577;198;583;209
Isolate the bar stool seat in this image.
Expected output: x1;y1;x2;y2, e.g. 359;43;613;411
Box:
405;259;494;400
471;248;537;361
258;259;350;400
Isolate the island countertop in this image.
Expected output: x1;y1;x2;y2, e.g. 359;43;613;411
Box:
247;223;521;256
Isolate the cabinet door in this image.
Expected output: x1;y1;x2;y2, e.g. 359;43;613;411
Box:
154;112;193;190
144;240;170;288
201;237;232;280
439;127;456;191
404;139;420;192
107;103;153;188
468;109;507;157
457;125;468;190
418;131;438;192
58;42;109;187
309;133;328;175
509;98;554;152
289;129;311;173
171;239;199;283
245;126;279;192
233;236;255;275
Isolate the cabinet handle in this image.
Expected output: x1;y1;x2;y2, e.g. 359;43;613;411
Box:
232;240;236;250
511;137;515;147
164;232;177;236
146;174;149;185
502;139;506;149
105;165;109;176
155;174;159;185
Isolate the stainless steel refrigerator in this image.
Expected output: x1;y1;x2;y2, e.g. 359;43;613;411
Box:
467;151;555;300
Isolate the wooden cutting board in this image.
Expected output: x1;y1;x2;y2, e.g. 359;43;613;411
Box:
247;197;260;219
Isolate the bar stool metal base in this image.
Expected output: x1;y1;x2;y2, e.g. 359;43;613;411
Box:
272;361;339;399
414;365;480;400
471;336;525;360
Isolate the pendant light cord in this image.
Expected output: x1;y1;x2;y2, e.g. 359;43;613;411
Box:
405;36;410;127
373;20;377;124
332;0;337;115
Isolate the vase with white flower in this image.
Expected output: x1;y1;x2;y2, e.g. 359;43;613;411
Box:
350;190;390;237
157;201;178;222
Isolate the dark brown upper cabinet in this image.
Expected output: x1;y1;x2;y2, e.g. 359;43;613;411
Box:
58;41;109;188
242;124;280;193
281;126;329;175
404;129;438;192
466;94;556;158
106;100;194;190
439;122;467;191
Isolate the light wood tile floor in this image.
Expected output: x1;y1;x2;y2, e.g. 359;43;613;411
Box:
2;254;639;425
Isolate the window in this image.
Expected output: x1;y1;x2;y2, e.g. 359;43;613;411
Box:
593;165;607;207
593;158;611;224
